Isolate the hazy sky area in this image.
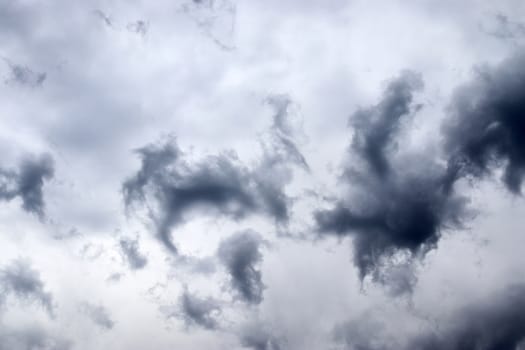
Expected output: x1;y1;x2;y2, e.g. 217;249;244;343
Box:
1;0;525;349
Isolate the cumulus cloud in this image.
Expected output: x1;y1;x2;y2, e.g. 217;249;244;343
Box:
315;71;469;283
444;49;525;193
118;236;148;270
79;302;115;330
0;259;54;317
217;230;265;304
0;153;54;218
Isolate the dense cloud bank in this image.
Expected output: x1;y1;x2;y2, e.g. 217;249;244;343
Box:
315;50;525;287
315;71;469;282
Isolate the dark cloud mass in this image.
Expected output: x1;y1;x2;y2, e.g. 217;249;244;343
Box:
444;50;525;193
315;71;469;281
218;231;265;304
123;99;307;253
0;153;54;218
119;237;148;270
406;286;525;350
0;260;54;317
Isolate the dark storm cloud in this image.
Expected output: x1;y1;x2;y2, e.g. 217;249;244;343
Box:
123;101;307;253
79;302;115;330
123;137;260;253
406;286;525;350
349;70;422;177
315;71;469;282
175;289;222;330
0;153;54;218
217;231;265;304
0;260;54;317
444;50;525;193
119;237;148;270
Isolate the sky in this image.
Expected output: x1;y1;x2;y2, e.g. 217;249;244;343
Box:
1;0;525;349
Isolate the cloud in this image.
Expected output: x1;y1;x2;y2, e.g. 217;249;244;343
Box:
444;49;525;193
2;58;46;87
240;321;283;350
0;259;54;317
217;230;265;304
0;325;72;350
315;71;469;283
407;286;525;350
118;237;148;270
0;153;54;218
123;136;260;253
168;289;222;330
123;100;307;253
79;302;115;330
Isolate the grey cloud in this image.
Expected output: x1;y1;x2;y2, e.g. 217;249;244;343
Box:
406;286;525;350
349;70;422;177
482;13;525;40
2;58;46;87
93;9;113;28
119;237;148;270
123;100;307;253
217;230;265;304
444;49;525;194
123;137;260;253
175;289;222;330
0;153;54;218
240;322;284;350
79;302;115;330
0;326;72;350
315;71;469;283
0;259;54;317
126;20;149;36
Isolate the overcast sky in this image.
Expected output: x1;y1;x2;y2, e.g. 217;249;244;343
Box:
1;0;525;349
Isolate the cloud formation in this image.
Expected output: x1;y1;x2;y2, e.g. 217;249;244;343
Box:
217;230;265;304
444;49;525;193
174;289;222;330
0;153;54;218
406;286;525;350
315;71;469;282
118;237;148;270
123;98;307;253
79;302;115;330
0;259;54;317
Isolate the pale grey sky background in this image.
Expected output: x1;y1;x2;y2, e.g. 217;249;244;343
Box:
1;0;525;349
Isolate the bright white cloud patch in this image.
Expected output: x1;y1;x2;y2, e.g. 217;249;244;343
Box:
1;1;525;349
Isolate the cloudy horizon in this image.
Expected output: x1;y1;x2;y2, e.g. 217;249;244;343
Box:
1;0;525;349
